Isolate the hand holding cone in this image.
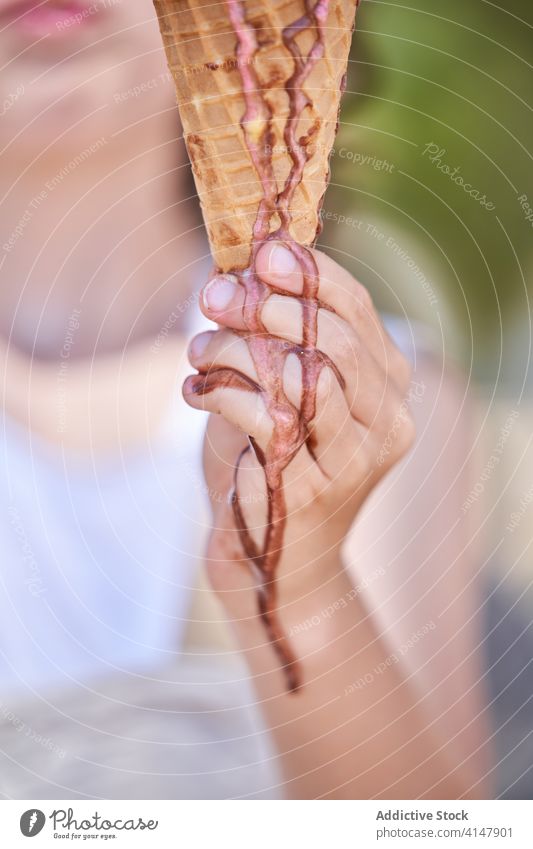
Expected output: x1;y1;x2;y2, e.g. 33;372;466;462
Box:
153;0;359;690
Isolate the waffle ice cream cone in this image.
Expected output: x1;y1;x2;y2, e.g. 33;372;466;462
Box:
153;0;358;272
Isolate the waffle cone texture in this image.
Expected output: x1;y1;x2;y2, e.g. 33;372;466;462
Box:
153;0;358;272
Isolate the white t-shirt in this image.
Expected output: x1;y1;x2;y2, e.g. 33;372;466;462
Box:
0;387;208;697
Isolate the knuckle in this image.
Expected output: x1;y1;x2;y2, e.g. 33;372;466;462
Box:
337;326;359;362
350;282;374;323
216;331;236;361
316;365;337;409
319;310;359;364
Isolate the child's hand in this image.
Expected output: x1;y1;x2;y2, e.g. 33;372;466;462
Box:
183;242;414;603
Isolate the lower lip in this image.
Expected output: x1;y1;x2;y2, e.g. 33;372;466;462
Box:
5;2;99;38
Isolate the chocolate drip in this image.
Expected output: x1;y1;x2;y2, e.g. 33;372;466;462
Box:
197;0;335;692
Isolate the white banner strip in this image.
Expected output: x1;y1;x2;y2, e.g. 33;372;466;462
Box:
1;799;531;848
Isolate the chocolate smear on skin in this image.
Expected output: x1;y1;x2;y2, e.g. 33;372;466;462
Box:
195;0;344;692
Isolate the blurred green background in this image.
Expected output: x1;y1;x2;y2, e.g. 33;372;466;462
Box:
324;0;533;381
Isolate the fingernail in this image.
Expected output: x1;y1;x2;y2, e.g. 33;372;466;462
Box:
189;331;212;359
202;274;237;312
268;243;298;275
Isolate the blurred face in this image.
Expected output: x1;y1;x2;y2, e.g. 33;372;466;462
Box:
0;0;174;153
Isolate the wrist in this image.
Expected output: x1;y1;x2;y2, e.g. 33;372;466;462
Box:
281;561;360;643
276;515;350;597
